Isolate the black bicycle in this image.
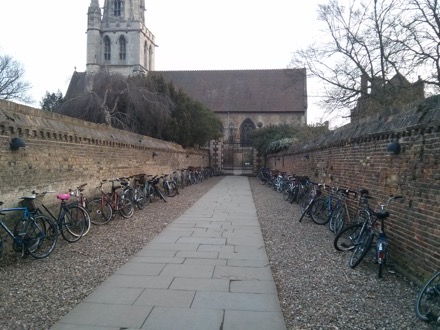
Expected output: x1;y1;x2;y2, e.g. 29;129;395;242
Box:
22;191;87;243
415;271;440;323
298;182;323;223
345;195;402;278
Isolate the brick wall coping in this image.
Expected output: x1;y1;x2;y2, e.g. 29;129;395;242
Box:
289;100;440;154
0;100;185;153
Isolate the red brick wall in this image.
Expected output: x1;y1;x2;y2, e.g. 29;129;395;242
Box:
267;105;440;280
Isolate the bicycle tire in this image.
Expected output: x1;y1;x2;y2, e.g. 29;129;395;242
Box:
310;198;331;225
164;182;178;197
61;205;86;243
289;186;299;204
14;216;58;259
415;271;440;322
349;229;374;269
334;223;363;252
328;205;341;233
299;191;314;214
119;191;134;218
69;202;91;236
332;207;346;235
136;187;148;210
282;190;290;201
87;198;113;225
172;181;179;195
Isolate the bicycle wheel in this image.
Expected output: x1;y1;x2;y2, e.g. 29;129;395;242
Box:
349;229;374;269
172;180;179;195
298;198;314;223
299;191;314;214
328;206;340;233
135;187;148;210
310;198;331;225
164;182;178;197
289;186;299;204
415;271;440;322
334;223;363;251
87;198;113;225
332;207;346;235
282;189;290;201
69;203;91;236
119;191;134;218
61;205;86;243
14;216;58;259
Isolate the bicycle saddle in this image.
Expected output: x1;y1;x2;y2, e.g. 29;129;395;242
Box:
57;194;71;201
375;210;390;219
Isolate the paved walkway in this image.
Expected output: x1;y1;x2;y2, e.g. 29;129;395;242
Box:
51;176;286;330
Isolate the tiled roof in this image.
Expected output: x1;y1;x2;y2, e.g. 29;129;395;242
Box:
154;69;307;113
64;71;87;100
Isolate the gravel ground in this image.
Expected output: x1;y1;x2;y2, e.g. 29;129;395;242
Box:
249;178;437;330
0;176;436;330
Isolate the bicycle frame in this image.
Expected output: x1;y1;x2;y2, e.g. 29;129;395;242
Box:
348;195;402;277
0;205;49;257
0;206;34;239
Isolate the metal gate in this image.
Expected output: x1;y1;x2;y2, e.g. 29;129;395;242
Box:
222;143;254;175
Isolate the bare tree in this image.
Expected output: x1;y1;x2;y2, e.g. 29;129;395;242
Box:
393;0;440;92
60;72;173;138
0;54;32;102
290;0;426;119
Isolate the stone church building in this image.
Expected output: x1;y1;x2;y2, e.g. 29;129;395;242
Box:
67;0;308;174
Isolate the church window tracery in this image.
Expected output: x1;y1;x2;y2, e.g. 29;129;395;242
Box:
240;118;256;146
104;36;111;61
114;0;123;16
119;36;126;61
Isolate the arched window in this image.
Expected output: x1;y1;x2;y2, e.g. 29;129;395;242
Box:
114;0;123;16
119;36;126;61
104;36;111;61
240;118;256;146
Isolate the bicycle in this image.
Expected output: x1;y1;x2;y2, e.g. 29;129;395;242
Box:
298;182;324;223
334;189;373;252
87;178;134;225
257;167;272;185
172;171;181;192
162;173;178;197
327;189;357;235
68;183;91;236
346;195;403;278
309;186;338;225
146;175;167;203
21;191;87;243
0;201;57;259
415;271;440;323
131;174;150;210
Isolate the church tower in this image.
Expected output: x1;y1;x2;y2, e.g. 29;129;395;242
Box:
86;0;156;75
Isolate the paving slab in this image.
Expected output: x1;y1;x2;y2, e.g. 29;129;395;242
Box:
50;176;286;330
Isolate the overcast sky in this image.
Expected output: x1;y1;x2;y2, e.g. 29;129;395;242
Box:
0;0;332;124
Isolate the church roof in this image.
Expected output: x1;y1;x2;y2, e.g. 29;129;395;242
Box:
64;71;87;100
154;69;307;113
